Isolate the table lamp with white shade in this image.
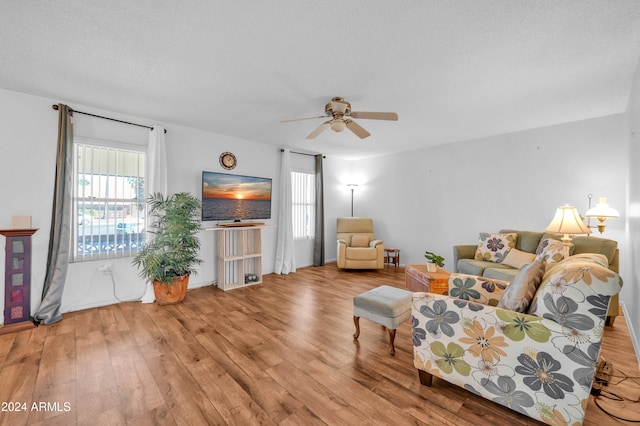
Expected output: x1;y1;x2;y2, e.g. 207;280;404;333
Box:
545;204;591;259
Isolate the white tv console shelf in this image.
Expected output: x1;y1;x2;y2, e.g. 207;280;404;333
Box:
203;225;273;291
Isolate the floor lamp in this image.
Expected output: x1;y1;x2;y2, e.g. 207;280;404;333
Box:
347;184;358;217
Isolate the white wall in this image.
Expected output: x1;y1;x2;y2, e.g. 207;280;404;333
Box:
0;89;58;320
161;121;280;292
0;85;354;318
1;84;636;355
625;58;640;363
322;155;353;263
346;114;630;311
0;88;282;316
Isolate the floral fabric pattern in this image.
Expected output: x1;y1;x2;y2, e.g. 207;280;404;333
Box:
474;232;517;263
459;320;508;362
536;238;568;266
412;256;621;425
483;375;534;414
529;259;618;320
448;273;508;307
419;300;460;337
515;352;574;399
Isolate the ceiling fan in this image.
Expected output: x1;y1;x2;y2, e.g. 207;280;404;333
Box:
281;97;398;139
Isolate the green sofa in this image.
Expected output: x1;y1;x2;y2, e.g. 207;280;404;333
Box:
453;229;621;324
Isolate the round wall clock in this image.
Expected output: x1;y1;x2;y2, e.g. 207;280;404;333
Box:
219;151;237;170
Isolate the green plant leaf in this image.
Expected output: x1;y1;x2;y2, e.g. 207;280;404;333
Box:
424;251;445;267
132;192;202;285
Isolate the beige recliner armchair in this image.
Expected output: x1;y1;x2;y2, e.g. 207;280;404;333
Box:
336;217;384;269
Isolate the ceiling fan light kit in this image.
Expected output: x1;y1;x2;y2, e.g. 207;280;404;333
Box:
282;97;398;140
331;119;346;132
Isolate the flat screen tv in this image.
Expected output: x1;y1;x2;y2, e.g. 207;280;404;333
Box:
201;171;272;222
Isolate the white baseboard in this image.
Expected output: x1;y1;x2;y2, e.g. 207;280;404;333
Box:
620;302;640;369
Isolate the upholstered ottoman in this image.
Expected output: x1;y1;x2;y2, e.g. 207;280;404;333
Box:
353;285;413;355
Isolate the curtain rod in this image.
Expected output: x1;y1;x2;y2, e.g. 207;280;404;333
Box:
280;148;325;158
51;104;167;133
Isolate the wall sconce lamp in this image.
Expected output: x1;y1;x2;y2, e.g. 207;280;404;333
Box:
585;194;619;234
347;184;358;217
545;204;590;258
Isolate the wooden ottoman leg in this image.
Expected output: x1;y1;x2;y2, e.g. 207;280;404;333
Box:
388;328;396;355
418;370;433;386
353;316;360;339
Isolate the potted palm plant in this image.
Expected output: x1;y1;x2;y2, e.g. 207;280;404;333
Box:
424;251;445;272
133;192;202;305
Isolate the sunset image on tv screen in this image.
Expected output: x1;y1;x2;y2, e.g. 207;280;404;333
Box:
202;172;272;221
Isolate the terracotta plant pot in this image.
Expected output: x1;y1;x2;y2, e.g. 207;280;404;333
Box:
152;274;190;305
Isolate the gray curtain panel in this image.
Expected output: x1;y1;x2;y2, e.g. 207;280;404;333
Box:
313;154;325;266
34;104;73;324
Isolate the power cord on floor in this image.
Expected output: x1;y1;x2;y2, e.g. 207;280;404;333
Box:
608;371;640;386
591;357;640;422
593;394;640;422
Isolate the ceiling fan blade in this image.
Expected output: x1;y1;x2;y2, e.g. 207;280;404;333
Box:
306;121;331;139
281;115;326;123
350;111;398;121
345;119;371;139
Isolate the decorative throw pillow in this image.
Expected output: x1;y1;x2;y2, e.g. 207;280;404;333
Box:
351;235;370;247
447;273;509;307
536;238;569;266
474;232;516;263
497;257;546;312
502;248;536;269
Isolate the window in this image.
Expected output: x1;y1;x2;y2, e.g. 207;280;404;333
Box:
292;171;315;240
73;142;146;262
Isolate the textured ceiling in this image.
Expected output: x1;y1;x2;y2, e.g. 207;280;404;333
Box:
2;1;640;160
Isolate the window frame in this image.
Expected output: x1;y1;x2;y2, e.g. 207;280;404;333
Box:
291;169;316;241
71;137;147;263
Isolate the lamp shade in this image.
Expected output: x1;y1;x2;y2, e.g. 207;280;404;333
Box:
331;119;346;132
545;204;590;234
585;197;619;218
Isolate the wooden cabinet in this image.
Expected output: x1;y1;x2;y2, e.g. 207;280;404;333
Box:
405;264;451;295
1;228;38;334
214;226;264;291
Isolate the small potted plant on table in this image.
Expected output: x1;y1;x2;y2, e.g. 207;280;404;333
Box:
133;192;202;305
424;251;445;272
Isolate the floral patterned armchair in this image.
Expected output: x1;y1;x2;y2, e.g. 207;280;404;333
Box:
412;254;622;425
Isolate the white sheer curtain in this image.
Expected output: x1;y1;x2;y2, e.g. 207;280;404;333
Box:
274;149;296;274
140;125;167;303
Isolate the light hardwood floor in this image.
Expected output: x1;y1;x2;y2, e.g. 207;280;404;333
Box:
0;265;638;425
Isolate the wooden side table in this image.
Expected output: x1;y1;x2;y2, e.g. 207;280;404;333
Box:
384;248;400;269
405;264;451;295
